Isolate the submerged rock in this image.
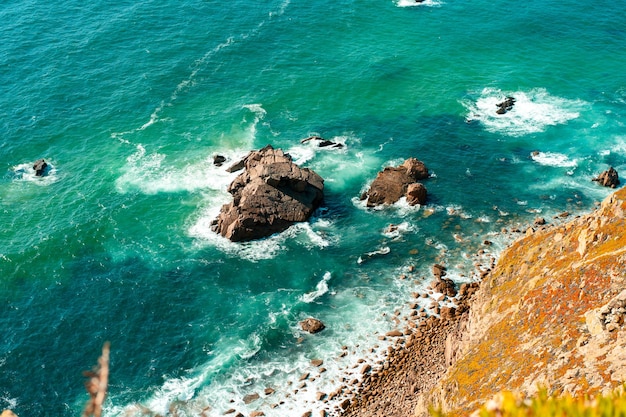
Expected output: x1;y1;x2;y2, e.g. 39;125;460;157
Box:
212;145;324;242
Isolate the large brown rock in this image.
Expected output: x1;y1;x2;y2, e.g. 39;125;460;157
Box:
406;183;427;206
593;166;620;188
361;158;429;207
300;318;325;334
212;145;324;241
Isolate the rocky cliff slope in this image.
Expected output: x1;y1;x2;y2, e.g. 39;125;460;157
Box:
420;187;626;415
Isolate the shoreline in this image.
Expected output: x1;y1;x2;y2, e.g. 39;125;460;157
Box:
332;217;571;417
337;275;481;417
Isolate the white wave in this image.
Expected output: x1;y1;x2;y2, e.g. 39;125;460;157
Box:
382;221;415;239
110;333;264;417
300;272;332;303
188;210;332;262
108;272;431;417
530;151;578;168
10;161;59;186
397;0;443;7
0;394;17;410
115;144;243;195
601;135;626;156
242;103;267;138
357;246;390;264
446;204;472;219
463;88;584;136
288;135;349;166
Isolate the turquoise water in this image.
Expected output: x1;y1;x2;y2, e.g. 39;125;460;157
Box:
1;0;625;415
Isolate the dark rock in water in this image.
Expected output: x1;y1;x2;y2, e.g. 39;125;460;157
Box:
300;318;325;334
213;154;226;167
496;96;516;114
300;136;344;149
225;158;246;173
212;145;324;242
593;167;620;188
33;159;48;176
360;158;429;207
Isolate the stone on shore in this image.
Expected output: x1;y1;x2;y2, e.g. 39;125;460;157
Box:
211;145;324;241
360;158;429;207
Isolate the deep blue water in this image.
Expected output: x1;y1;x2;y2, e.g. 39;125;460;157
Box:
1;0;625;416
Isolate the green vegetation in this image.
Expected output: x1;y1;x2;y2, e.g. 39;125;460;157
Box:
435;386;626;417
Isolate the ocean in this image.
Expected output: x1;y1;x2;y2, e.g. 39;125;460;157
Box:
1;0;625;416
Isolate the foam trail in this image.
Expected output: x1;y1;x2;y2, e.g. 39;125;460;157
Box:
10;161;59;186
357;246;391;264
300;271;331;303
463;88;585;136
530;151;577;168
397;0;443;7
110;0;292;143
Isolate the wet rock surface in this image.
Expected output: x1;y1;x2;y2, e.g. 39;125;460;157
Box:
360;158;429;207
212;145;324;242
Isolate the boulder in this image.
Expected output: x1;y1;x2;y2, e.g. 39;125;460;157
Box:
360;158;429;207
212;145;324;242
300;136;344;149
406;183;427;206
300;318;325;334
496;96;516;114
593;167;620;188
243;393;260;404
432;263;447;278
213;154;226;166
431;276;457;298
33;159;48;176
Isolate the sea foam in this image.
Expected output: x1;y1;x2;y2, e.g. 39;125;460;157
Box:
464;88;584;136
396;0;443;7
10;161;59;186
530;151;578;168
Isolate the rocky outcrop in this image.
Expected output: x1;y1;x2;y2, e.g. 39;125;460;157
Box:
418;187;626;416
593;166;620;188
211;145;324;242
496;96;516;114
360;159;429;207
301;135;345;149
33;159;48;176
213;154;226;166
300;318;325;334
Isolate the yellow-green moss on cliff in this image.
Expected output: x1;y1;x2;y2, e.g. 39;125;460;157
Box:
425;188;626;416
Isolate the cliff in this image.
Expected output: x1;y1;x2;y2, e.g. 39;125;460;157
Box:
420;186;626;415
